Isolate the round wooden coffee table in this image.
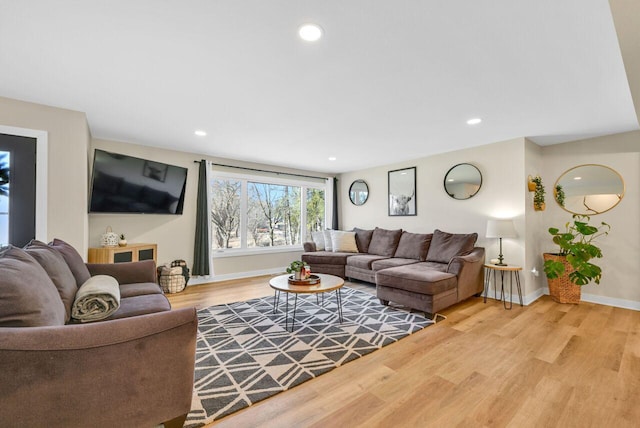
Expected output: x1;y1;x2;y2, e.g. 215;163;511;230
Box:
269;273;345;331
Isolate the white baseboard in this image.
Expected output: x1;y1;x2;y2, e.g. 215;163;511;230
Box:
485;285;640;312
187;267;285;286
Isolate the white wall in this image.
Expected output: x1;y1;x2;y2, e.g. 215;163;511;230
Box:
339;137;533;297
0;96;89;256
539;131;640;308
90;138;331;277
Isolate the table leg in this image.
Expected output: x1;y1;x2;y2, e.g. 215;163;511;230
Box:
290;293;298;332
483;268;491;303
335;288;343;323
503;271;513;310
515;271;524;306
273;290;280;314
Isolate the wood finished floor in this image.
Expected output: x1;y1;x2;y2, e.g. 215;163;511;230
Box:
168;276;640;428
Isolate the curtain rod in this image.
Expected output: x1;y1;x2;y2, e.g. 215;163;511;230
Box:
193;161;329;181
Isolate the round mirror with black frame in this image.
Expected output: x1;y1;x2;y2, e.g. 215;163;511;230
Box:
349;179;369;205
444;163;482;200
554;164;624;215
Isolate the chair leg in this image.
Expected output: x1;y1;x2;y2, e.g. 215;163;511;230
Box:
163;413;188;428
379;299;389;306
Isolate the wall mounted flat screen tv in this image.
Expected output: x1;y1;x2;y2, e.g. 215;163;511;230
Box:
89;149;187;214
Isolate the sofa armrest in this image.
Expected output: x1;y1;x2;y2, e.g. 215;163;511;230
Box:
0;307;198;427
447;247;485;301
303;241;317;252
86;259;157;284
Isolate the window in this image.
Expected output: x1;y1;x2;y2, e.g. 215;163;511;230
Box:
211;169;327;255
0;151;9;246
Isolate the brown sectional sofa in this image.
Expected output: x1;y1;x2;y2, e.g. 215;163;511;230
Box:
0;240;197;428
302;228;485;315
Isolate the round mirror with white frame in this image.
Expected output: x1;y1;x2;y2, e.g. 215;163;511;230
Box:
349;179;369;205
554;164;624;215
444;163;482;200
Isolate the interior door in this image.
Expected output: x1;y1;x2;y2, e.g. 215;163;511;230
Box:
0;133;37;247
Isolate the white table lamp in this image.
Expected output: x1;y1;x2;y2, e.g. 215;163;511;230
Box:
486;219;517;266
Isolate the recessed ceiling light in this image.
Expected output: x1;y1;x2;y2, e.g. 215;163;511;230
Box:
328;156;336;161
466;118;482;125
194;130;207;137
298;23;323;42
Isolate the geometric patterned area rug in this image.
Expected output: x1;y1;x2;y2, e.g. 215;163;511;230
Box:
184;287;434;427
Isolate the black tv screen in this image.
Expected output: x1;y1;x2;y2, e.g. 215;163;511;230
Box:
89;149;187;214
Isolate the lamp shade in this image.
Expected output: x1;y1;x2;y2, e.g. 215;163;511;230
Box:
486;219;517;238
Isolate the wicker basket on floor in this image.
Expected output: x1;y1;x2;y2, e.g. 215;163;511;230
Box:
158;266;187;294
543;253;581;304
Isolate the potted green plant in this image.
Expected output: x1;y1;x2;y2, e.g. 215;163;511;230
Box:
286;260;305;280
531;175;545;211
543;214;610;303
119;234;127;247
554;184;565;207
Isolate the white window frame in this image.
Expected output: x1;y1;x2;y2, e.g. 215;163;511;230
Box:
210;170;328;258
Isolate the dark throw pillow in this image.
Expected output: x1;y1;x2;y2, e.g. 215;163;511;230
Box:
25;240;79;322
367;227;403;257
394;232;433;261
0;246;67;327
353;228;374;253
426;229;478;264
48;238;91;287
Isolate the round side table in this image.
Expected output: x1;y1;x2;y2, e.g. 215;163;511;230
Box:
483;264;523;310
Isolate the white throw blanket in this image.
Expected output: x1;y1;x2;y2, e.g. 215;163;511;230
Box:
71;275;121;322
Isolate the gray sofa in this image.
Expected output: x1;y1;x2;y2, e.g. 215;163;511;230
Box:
302;228;485;315
0;239;197;428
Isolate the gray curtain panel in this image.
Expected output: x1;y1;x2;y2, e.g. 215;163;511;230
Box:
192;160;210;276
332;177;339;230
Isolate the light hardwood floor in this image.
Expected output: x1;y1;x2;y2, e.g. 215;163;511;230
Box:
168;276;640;428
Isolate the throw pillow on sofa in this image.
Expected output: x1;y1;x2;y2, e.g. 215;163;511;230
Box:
367;227;403;257
311;231;326;251
426;229;478;264
394;232;433;260
353;228;374;253
49;238;91;287
330;230;359;253
323;230;333;251
0;246;67;327
24;240;78;323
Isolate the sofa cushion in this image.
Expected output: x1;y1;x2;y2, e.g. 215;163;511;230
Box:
353;228;374;253
311;231;325;251
371;257;420;271
119;282;164;298
346;254;389;270
49;238;91;287
323;230;333;251
0;246;67;327
426;230;478;264
302;251;352;265
24;240;78;322
394;232;433;261
104;294;171;320
367;227;403;257
375;263;457;295
330;230;359;253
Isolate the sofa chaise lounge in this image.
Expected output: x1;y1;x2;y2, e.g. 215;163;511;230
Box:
0;239;197;428
302;228;485;315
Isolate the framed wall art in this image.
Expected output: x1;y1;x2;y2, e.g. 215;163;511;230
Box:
388;166;416;216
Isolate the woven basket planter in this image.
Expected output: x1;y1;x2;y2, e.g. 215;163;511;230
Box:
543;253;581;304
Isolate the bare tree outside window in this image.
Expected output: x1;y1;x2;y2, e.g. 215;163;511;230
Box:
210;169;325;253
211;179;241;249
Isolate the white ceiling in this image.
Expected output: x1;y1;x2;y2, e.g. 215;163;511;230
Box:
0;0;637;174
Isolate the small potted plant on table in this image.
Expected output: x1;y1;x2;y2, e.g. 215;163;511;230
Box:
286;260;305;280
